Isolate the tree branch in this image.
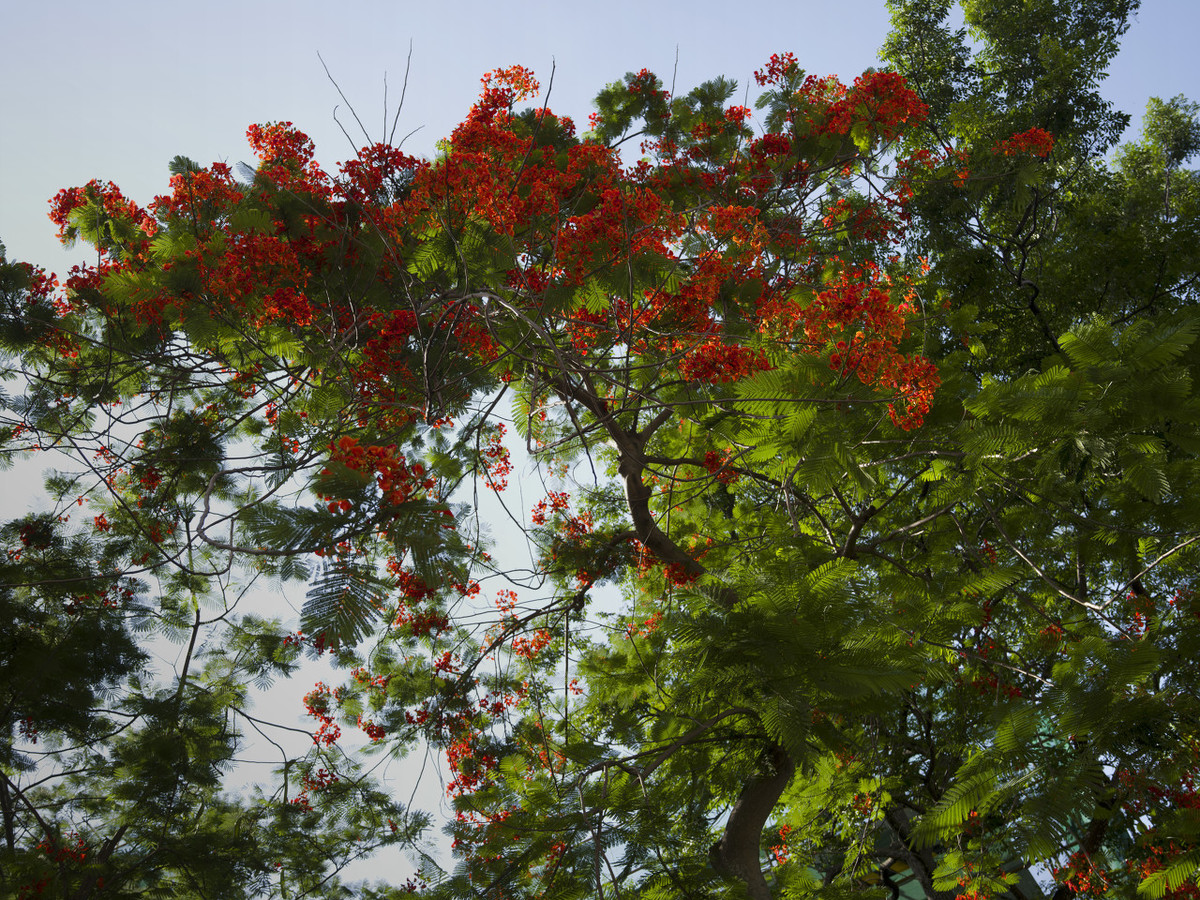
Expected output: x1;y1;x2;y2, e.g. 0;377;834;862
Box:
709;742;795;900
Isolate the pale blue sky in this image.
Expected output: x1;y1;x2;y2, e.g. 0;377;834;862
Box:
3;0;1195;275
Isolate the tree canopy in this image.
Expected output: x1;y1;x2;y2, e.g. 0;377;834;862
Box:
2;1;1200;898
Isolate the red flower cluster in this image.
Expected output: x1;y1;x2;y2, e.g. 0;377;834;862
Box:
754;52;800;86
1052;852;1110;897
37;832;89;864
530;491;571;526
300;766;339;793
49;179;155;244
679;338;771;384
338;142;423;201
768;824;793;865
303;681;342;747
992;127;1055;158
246;122;332;197
511;628;553;660
702;450;739;485
197;231;315;327
1132;841;1200;899
833;71;929;141
320;436;435;512
480;422;512;492
149;161;242;223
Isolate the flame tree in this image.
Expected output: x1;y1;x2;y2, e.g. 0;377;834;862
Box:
3;2;1200;898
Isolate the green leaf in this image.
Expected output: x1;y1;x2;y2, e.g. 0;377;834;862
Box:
1139;849;1200;898
300;562;391;648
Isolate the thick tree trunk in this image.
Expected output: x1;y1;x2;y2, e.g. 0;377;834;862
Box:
710;743;795;900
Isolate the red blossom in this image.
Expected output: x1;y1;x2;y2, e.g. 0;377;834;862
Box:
754;52;800;86
993;127;1055;158
702;450;739;485
678;338;771;384
303;682;342;746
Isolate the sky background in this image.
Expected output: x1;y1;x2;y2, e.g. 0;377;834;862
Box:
3;0;1197;276
1;0;1197;886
